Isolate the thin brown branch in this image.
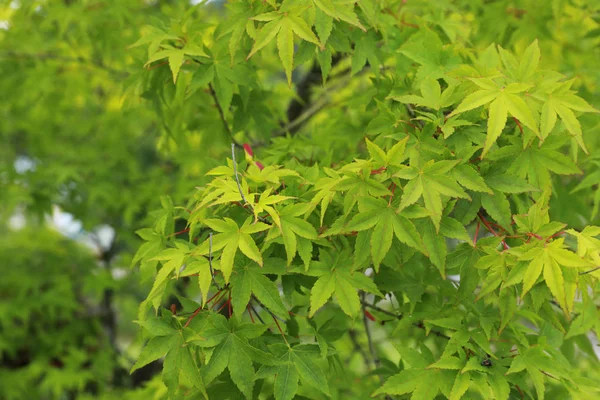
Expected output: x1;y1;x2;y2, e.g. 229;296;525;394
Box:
360;300;451;340
1;51;128;77
478;212;510;250
580;266;600;275
209;83;240;146
348;329;371;368
361;293;382;380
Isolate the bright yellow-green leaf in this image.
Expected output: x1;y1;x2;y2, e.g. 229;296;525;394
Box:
314;0;366;31
554;102;587;153
540;100;557;139
370;215;393;270
277;23;294;86
309;273;336;317
522;255;544;297
238;233;263;266
247;19;283;59
449;90;498;116
449;371;471;400
482;96;508;157
398;179;423;211
422;180;443;230
503;93;539;135
334;276;360;317
543;257;567;314
287;16;322;48
220;237;239;283
167;49;184;83
519;39;540;81
249;272;288;319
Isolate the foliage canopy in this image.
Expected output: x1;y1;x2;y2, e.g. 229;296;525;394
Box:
2;1;600;399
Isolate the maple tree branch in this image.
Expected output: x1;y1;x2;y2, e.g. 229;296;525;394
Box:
248;303;267;325
209;84;241;146
285;55;343;128
361;293;384;387
251;295;286;323
477;211;510;250
348;329;372;368
580;266;600;275
360;300;450;340
1;51;128;77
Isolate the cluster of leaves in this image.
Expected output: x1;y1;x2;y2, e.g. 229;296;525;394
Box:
131;2;600;398
0;229;115;399
3;0;600;399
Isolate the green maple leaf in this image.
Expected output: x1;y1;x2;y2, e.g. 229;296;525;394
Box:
374;368;456;399
230;261;289;320
191;315;276;400
260;343;330;399
251;188;292;226
308;250;383;317
390;78;457;111
329;197;424;270
273;352;298;400
517;239;593;315
144;42;208;83
213;1;253;65
449;80;540;157
247;10;323;86
396;159;471;231
490;141;581;190
400;28;461;83
132;315;208;398
308;168;341;226
539;90;599;151
365;136;409;168
313;0;366;31
200;217;270;283
566;226;600;261
506;345;572;400
131;317;178;373
277;204;318;265
163;335;208;399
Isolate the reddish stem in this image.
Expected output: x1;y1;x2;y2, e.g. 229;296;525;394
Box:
206;289;224;305
515;384;525;398
168;228;190;237
216;298;229;313
210;291;228;310
228;292;232;318
272;315;289;346
478;212;509;250
388;182;397;206
146;60;168;70
513;117;523;134
370;166;387;175
247;304;255;323
526;232;544;240
183;307;202;328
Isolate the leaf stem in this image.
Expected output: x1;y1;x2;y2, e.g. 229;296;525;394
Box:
209;83;240;146
579;266;600;275
361;293;382;375
477;212;510;250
